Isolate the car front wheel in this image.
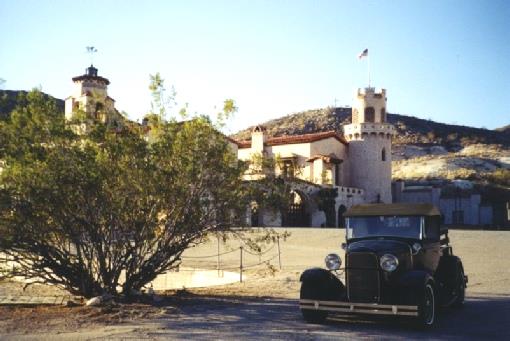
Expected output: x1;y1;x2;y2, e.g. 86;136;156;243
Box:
417;282;435;328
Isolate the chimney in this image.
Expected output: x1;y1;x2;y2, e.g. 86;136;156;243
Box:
251;125;266;153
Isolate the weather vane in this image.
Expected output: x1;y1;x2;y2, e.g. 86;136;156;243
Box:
86;46;98;65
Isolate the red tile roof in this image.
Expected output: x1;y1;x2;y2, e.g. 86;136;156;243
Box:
236;131;348;149
72;75;110;85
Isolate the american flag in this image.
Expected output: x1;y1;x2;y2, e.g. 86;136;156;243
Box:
358;48;368;59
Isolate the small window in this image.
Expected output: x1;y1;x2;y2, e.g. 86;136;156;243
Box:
381;108;386;122
381;148;386;161
364;107;375;122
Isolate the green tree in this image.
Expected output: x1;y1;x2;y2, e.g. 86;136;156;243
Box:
0;87;279;298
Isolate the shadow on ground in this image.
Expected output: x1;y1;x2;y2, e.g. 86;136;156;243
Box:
147;293;510;340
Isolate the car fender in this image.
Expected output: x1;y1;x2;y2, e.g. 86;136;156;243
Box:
300;268;346;299
395;270;435;306
435;255;467;306
397;270;434;288
300;267;337;282
436;255;464;282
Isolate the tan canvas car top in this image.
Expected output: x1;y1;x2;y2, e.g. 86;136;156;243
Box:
345;203;441;217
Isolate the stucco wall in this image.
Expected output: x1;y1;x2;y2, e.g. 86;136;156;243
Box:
440;195;481;225
480;206;493;225
345;133;392;203
309;137;347;185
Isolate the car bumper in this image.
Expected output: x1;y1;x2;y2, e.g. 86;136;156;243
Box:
299;299;419;317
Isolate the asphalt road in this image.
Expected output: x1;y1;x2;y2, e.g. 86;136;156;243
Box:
6;293;510;340
130;294;510;340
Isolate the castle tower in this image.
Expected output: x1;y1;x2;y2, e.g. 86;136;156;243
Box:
343;87;396;203
64;65;116;123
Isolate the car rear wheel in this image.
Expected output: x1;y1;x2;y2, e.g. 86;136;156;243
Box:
416;282;435;328
452;267;466;308
300;281;328;324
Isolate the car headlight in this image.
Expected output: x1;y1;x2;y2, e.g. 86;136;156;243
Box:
380;254;399;272
325;253;342;270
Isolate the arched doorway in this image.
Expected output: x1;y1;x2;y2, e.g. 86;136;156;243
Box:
338;205;347;228
250;201;260;227
282;190;310;227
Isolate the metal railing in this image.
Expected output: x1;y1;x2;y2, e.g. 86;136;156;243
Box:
180;236;283;283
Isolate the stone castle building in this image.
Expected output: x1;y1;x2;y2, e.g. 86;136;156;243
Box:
236;87;396;227
63;65;396;228
61;65;510;228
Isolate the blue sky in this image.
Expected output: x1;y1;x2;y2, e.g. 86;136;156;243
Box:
1;0;508;133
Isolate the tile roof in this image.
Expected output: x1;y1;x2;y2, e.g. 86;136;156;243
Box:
72;75;110;85
236;131;348;149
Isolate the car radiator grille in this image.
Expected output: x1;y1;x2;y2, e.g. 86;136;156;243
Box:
346;252;381;303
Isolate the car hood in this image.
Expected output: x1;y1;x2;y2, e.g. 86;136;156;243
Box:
347;239;411;256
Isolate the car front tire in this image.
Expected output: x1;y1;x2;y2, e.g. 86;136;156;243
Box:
416;282;435;328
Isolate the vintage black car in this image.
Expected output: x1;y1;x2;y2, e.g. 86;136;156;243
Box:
299;203;467;327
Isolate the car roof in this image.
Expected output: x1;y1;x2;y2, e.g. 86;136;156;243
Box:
345;203;441;217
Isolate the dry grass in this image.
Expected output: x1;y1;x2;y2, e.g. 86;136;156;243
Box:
182;228;510;298
1;228;509;335
0;302;175;334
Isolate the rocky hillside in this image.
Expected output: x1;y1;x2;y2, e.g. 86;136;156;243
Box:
393;144;509;181
0;90;64;120
232;106;509;185
232;107;509;149
496;124;510;135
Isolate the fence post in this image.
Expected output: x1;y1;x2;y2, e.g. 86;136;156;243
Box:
240;246;243;283
277;235;282;270
217;234;220;277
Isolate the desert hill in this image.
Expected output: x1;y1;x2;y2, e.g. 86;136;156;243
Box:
232;107;509;149
232;106;509;187
0;90;65;120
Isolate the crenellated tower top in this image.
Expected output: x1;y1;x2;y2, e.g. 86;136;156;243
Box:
352;87;387;124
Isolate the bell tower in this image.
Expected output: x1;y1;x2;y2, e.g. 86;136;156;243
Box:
343;87;395;203
64;65;116;124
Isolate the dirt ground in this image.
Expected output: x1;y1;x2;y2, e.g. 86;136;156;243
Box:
1;228;509;340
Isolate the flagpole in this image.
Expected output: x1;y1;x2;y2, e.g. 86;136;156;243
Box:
368;55;371;88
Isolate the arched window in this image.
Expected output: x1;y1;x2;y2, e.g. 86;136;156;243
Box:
95;102;104;120
338;205;347;228
380;108;386;122
250;201;259;227
253;125;266;133
382;148;386;161
364;107;375;122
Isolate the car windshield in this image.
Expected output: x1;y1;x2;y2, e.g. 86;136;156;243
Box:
346;216;423;240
